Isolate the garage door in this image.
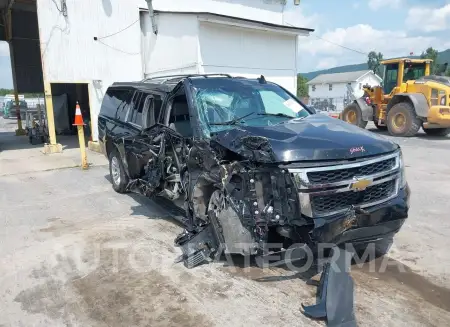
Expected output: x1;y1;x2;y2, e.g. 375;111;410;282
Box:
198;22;297;94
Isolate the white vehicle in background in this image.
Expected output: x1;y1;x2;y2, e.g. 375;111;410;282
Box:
2;94;25;110
3;94;25;104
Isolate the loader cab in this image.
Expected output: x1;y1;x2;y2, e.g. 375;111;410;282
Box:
381;59;431;95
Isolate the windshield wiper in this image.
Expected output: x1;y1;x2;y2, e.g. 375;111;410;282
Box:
209;112;255;126
257;113;295;119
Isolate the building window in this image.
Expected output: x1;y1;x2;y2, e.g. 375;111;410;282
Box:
329;84;333;91
312;85;316;92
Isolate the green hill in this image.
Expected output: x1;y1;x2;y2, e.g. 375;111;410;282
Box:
300;49;450;81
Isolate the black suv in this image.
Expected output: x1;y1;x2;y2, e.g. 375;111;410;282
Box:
98;74;410;267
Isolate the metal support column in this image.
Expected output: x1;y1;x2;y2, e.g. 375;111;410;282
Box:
42;81;62;153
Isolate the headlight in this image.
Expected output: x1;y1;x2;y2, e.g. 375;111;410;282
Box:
399;150;407;189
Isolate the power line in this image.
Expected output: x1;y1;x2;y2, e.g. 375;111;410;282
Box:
96;19;140;40
97;40;140;56
311;35;368;55
284;21;369;55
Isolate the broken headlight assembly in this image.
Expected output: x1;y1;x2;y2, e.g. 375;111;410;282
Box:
398;150;407;190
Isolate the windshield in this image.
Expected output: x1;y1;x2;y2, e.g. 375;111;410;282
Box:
403;63;426;82
190;78;310;135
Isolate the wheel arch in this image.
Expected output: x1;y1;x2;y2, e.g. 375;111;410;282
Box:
108;139;132;179
387;93;429;118
105;137;115;158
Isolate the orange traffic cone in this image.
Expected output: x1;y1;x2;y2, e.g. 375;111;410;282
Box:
73;102;85;126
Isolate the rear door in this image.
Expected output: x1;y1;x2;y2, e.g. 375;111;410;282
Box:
123;91;165;179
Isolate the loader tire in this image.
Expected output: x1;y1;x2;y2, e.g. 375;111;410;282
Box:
423;127;450;137
341;103;368;129
387;102;421;137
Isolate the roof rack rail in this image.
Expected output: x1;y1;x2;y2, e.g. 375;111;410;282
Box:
141;73;232;84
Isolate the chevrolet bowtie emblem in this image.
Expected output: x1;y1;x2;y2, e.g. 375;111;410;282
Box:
350;178;373;191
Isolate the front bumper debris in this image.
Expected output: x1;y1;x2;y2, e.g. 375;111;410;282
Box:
312;186;409;246
174;224;219;268
302;246;358;327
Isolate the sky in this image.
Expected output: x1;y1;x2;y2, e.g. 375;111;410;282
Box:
1;0;449;87
0;42;12;89
284;0;450;72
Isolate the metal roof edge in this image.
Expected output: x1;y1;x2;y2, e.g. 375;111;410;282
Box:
149;10;314;33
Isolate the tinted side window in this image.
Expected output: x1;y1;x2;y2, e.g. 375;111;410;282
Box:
101;88;129;118
132;92;146;127
143;93;164;127
110;89;132;121
153;94;163;123
144;97;155;127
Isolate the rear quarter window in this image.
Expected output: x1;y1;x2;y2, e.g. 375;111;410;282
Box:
101;88;132;120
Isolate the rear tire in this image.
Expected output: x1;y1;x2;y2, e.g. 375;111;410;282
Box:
341;103;368;129
423;127;450;137
109;149;129;193
387;102;421;137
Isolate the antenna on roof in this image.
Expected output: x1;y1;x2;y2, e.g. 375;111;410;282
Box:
258;75;267;84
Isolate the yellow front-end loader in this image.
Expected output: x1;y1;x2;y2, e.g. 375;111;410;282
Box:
340;58;450;137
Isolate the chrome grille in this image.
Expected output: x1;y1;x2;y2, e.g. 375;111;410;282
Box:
288;151;401;218
311;180;396;216
307;158;396;184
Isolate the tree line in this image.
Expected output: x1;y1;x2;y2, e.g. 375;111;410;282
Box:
0;89;44;97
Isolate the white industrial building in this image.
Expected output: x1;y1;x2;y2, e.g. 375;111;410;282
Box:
0;0;313;153
306;70;382;112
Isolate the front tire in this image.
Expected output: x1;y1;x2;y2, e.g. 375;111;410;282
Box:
341;103;368;129
423;127;450;137
109;150;129;193
387;102;421;137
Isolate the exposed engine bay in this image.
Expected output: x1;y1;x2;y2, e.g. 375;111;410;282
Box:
121;124;314;258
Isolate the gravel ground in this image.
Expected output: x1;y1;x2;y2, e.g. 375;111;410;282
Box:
1;117;450;327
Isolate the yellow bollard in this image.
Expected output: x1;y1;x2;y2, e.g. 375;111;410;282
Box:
73;102;89;170
77;125;89;170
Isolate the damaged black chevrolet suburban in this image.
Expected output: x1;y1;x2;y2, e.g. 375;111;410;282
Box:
98;74;410;268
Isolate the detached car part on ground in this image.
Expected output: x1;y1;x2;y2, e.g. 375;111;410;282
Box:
99;74;410;326
341;58;450;137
